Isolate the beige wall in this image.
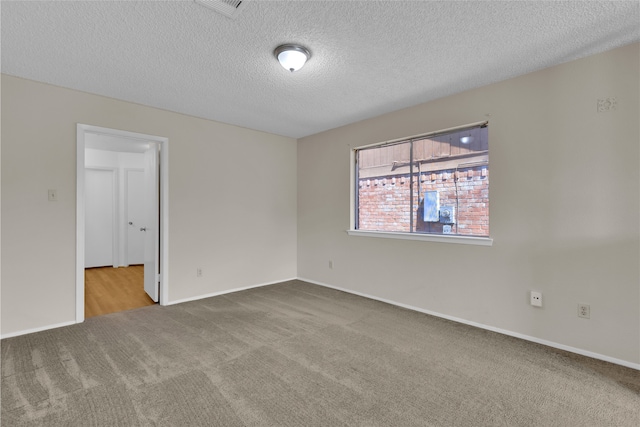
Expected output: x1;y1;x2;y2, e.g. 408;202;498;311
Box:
297;43;640;365
1;75;298;335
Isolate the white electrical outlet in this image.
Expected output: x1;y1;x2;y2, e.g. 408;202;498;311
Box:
196;268;202;277
530;291;542;307
578;303;590;319
329;260;333;269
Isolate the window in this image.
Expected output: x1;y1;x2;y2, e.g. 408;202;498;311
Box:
352;122;490;242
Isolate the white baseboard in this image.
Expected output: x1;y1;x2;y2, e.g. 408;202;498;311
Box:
298;277;640;371
166;277;298;306
5;277;638;371
1;320;77;340
1;277;296;339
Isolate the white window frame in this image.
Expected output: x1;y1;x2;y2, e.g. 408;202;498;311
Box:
348;122;493;246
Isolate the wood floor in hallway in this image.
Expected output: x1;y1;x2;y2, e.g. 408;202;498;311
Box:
85;265;155;318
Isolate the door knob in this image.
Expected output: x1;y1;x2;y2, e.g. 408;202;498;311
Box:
129;222;133;225
140;227;147;232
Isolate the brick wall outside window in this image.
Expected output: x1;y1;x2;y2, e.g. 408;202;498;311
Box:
358;166;488;236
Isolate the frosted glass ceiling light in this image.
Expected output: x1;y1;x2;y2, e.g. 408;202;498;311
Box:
274;44;311;72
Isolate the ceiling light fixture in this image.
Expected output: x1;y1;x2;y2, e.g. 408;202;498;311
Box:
274;44;311;72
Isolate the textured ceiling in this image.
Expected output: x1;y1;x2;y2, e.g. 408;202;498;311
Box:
2;1;639;138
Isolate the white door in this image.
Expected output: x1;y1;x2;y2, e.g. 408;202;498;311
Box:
143;145;160;302
126;170;145;265
85;169;115;268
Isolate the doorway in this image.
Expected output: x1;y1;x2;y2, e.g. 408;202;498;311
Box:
76;124;169;323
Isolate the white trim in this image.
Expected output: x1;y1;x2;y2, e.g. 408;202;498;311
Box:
2;278;293;337
76;128;85;322
159;139;169;306
166;277;298;306
1;321;77;340
297;277;640;371
346;229;493;246
5;276;637;370
77;124;170;324
350;149;356;230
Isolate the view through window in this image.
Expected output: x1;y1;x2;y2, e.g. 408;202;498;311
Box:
355;124;489;237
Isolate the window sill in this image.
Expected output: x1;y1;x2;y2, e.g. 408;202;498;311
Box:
346;230;493;246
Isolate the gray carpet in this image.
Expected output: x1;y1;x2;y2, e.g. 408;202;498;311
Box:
1;280;638;426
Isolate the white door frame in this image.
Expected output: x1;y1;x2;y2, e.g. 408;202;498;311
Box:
76;124;169;323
